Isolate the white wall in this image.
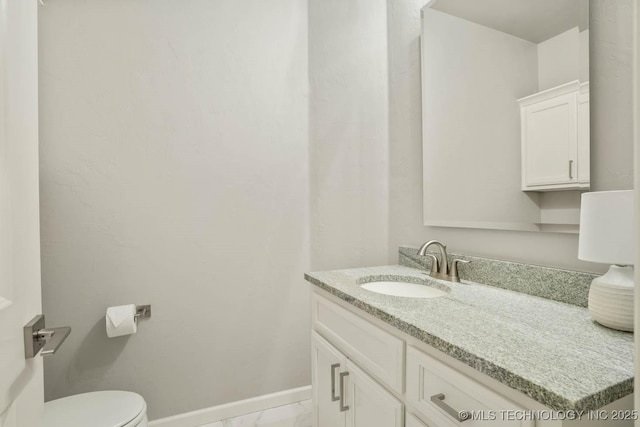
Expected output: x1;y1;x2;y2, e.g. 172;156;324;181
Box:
309;0;390;270
38;0;309;420
536;27;590;90
422;9;541;230
538;27;581;91
387;0;633;272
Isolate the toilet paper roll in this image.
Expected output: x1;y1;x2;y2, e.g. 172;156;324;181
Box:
106;304;137;338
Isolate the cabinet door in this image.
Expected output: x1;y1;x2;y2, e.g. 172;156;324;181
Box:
345;360;404;427
312;331;347;427
522;92;578;188
406;413;430;427
312;293;404;393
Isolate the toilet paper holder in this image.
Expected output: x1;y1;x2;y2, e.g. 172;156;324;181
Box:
134;305;151;320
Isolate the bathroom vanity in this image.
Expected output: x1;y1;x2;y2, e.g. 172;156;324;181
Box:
305;248;634;427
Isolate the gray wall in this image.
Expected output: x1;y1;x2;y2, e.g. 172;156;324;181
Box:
38;0;309;420
590;0;635;192
309;0;391;271
387;0;634;273
38;0;634;422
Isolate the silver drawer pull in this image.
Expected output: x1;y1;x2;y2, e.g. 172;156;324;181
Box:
430;393;469;422
339;372;349;412
330;363;340;402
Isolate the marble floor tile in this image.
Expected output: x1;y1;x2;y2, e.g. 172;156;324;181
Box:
199;400;311;427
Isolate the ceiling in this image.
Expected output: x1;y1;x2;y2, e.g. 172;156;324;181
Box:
430;0;589;43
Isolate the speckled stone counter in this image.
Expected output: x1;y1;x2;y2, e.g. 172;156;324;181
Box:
304;265;633;412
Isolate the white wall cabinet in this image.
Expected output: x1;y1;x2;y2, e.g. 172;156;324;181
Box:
312;331;403;427
518;81;590;191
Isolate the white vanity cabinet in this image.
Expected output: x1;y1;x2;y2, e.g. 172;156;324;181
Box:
312;332;404;427
310;290;633;427
406;413;429;427
312;331;347;427
311;292;527;427
345;359;404;427
311;291;404;427
518;81;590;191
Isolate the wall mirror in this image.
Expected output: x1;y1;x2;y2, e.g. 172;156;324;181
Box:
422;0;590;233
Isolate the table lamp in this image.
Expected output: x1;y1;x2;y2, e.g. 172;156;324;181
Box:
578;190;635;331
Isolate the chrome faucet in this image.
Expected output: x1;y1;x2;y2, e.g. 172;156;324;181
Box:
418;240;449;279
417;240;470;283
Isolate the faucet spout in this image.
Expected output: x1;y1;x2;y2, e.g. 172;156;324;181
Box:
417;240;449;278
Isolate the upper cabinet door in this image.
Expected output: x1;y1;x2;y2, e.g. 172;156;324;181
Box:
521;90;578;189
519;80;589;192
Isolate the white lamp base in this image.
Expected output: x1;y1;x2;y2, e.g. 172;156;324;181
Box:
588;265;634;332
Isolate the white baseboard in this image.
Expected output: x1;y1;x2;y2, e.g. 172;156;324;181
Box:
148;386;311;427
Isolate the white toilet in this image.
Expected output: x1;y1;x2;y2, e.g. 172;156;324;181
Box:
44;390;148;427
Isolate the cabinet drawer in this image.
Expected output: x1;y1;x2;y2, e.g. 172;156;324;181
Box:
312;293;404;393
406;346;533;427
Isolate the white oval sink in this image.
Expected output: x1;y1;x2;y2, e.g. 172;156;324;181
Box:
360;281;448;298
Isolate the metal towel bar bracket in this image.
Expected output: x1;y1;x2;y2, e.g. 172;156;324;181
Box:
24;315;71;358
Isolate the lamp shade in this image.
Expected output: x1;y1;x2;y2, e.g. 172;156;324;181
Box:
578;190;635;265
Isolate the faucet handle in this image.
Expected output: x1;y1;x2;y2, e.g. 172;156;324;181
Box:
422;253;440;276
450;259;470;283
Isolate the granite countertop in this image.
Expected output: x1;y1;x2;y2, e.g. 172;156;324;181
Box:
305;265;634;412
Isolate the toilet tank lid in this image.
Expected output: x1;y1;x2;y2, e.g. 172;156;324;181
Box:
45;390;146;427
